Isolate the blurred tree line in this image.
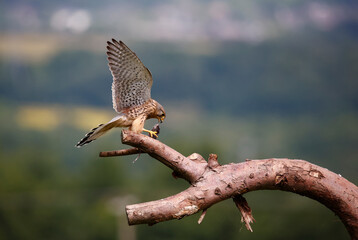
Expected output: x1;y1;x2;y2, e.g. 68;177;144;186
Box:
0;31;357;116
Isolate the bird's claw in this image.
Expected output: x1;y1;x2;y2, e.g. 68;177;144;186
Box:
143;129;158;139
148;130;158;138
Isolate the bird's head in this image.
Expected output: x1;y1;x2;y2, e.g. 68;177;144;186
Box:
155;102;166;123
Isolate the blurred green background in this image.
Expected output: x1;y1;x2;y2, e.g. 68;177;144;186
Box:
0;0;357;239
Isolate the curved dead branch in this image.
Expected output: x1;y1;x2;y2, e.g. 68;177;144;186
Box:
100;130;358;239
121;130;207;183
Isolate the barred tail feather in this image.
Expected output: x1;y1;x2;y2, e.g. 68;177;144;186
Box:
75;115;125;147
76;124;104;147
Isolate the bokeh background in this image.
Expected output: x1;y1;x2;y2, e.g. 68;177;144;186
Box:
1;0;357;239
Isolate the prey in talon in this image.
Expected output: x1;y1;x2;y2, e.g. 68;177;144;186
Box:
148;123;161;139
76;39;166;148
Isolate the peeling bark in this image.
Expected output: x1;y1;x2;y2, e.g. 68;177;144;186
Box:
100;130;358;239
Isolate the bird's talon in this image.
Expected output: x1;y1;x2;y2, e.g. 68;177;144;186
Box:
143;129;158;138
150;131;158;138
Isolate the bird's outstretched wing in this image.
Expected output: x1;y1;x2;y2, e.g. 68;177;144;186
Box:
107;39;153;113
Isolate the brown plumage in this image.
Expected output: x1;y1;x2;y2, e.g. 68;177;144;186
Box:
76;39;165;147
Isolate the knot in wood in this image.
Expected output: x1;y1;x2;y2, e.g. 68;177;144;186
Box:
309;169;324;179
208;154;220;168
214;187;222;195
275;174;288;187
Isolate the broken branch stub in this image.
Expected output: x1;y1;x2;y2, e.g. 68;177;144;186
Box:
233;195;255;232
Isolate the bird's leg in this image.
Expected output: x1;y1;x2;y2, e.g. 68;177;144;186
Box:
143;128;158;138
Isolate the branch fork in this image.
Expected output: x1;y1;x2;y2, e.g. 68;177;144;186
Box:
100;130;358;239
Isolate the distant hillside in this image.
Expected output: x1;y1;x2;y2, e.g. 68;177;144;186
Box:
1;31;357;117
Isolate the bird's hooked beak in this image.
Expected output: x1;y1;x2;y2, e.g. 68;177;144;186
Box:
157;115;165;123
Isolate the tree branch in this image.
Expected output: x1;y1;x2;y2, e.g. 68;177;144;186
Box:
99;148;141;157
108;130;358;238
121;130;207;183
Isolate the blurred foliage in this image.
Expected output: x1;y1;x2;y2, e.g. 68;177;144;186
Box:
0;101;355;239
1;32;357;116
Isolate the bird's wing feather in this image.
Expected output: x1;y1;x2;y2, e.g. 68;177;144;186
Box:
107;39;153;113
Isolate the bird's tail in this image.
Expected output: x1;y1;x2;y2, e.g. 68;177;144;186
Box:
76;115;125;148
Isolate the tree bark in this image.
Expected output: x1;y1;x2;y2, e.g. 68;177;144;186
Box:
100;130;358;239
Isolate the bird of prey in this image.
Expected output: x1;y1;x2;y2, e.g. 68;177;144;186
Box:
76;39;166;147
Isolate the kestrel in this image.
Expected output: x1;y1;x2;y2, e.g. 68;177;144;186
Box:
76;39;166;147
